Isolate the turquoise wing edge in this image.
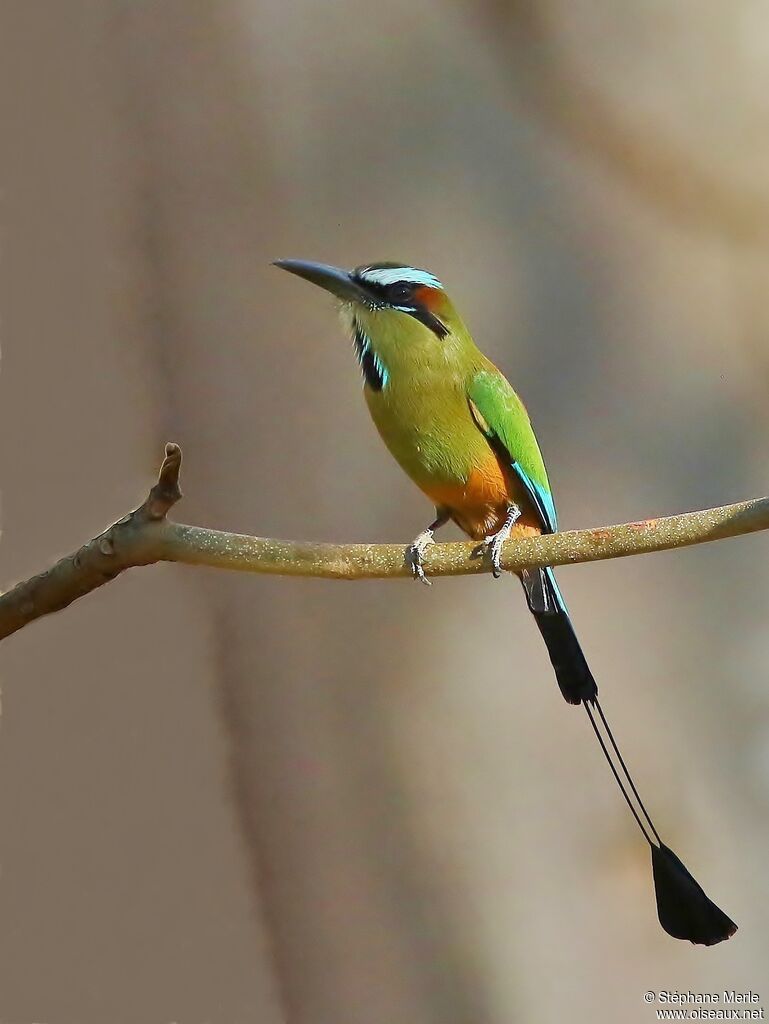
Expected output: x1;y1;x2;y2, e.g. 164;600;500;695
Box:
468;369;558;534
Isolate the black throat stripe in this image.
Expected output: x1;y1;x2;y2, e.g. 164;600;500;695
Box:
353;323;386;391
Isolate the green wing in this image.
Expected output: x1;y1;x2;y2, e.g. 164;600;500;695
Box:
468;369;558;533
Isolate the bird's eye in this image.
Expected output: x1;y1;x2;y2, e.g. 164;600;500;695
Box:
389;282;413;305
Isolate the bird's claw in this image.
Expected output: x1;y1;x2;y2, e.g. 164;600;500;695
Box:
483;504;521;579
406;530;434;586
484;532;506;579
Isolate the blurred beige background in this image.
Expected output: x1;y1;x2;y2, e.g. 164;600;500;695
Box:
3;2;769;1022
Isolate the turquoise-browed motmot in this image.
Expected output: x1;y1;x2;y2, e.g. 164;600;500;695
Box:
275;258;736;946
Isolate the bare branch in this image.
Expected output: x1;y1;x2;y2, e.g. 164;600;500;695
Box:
0;443;183;640
1;444;767;642
145;442;183;518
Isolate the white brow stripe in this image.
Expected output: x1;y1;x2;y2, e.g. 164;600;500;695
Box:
358;267;443;289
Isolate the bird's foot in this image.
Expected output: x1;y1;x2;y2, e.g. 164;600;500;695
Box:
483;505;521;578
406;529;435;586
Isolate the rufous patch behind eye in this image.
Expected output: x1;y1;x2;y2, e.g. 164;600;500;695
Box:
414;285;445;311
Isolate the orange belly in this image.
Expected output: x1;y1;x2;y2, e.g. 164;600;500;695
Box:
422;454;542;540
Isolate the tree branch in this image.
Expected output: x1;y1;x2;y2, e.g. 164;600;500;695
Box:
2;443;767;642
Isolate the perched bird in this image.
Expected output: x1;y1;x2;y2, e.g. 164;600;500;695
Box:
275;257;737;946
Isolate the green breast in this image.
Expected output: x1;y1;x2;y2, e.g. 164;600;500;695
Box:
364;366;488;491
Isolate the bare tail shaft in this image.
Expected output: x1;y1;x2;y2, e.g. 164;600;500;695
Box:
519;565;736;945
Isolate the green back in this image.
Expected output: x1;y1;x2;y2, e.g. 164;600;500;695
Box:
467;369;557;531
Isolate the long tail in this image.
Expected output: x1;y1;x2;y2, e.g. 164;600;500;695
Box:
520;565;737;946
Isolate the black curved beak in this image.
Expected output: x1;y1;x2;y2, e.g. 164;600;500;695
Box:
273;259;369;304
